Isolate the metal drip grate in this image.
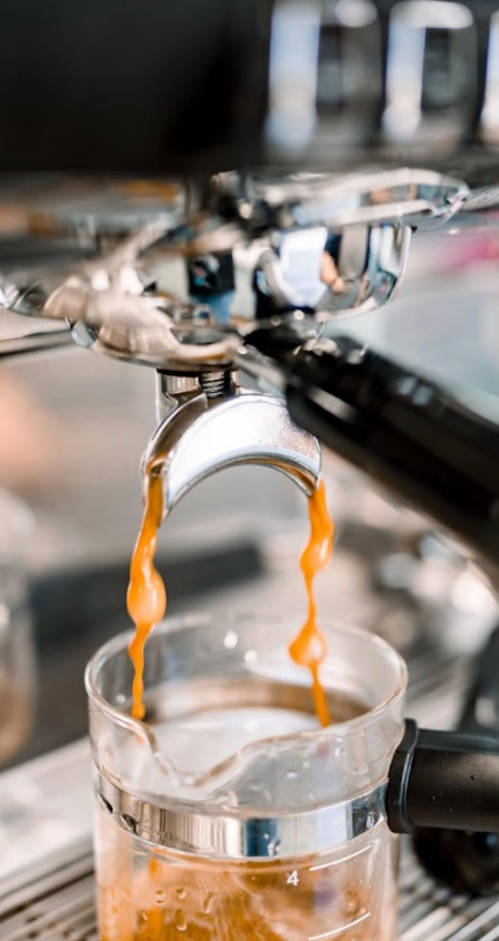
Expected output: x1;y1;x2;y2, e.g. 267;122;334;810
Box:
399;848;499;941
0;844;96;941
0;839;498;941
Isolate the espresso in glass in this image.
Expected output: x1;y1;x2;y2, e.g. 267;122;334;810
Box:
86;616;406;941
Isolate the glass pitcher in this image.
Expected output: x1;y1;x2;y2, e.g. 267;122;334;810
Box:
85;615;407;941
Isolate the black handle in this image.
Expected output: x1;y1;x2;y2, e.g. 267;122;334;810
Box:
387;719;499;835
412;624;499;894
275;334;499;570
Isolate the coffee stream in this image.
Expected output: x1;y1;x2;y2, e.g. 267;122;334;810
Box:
127;465;166;720
289;479;334;727
102;478;350;941
127;472;334;725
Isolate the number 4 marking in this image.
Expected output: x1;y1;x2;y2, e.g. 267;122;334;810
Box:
287;870;300;886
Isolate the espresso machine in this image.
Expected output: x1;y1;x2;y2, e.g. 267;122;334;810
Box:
0;0;498;574
4;0;499;936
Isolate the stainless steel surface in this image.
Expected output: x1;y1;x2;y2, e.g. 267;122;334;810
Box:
97;773;387;858
0;843;97;941
236;169;467;228
0;740;93;884
0;169;466;368
144;391;322;514
0;328;74;359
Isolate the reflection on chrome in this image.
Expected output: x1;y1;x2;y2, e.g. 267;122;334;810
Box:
144;390;322;516
0;168;467;372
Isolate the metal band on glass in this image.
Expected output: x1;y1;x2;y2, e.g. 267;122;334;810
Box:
97;773;388;859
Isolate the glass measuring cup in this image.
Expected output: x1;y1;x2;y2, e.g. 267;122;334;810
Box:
85;615;407;941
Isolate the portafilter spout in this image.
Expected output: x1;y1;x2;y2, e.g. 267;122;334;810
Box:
142;374;321;518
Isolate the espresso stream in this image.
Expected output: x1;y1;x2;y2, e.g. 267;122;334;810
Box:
107;478;346;941
127;465;166;721
127;474;334;725
289;479;334;726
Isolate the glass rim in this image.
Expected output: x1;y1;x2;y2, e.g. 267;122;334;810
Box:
85;611;408;745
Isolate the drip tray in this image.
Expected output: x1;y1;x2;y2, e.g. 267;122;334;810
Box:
0;842;96;941
1;838;498;941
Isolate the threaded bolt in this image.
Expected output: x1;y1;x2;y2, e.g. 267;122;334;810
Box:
199;369;234;400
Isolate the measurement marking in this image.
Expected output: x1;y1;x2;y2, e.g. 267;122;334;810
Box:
308;911;370;940
309;844;371;872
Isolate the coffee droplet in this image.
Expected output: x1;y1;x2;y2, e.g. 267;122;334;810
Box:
202;892;215;914
174;909;187;931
